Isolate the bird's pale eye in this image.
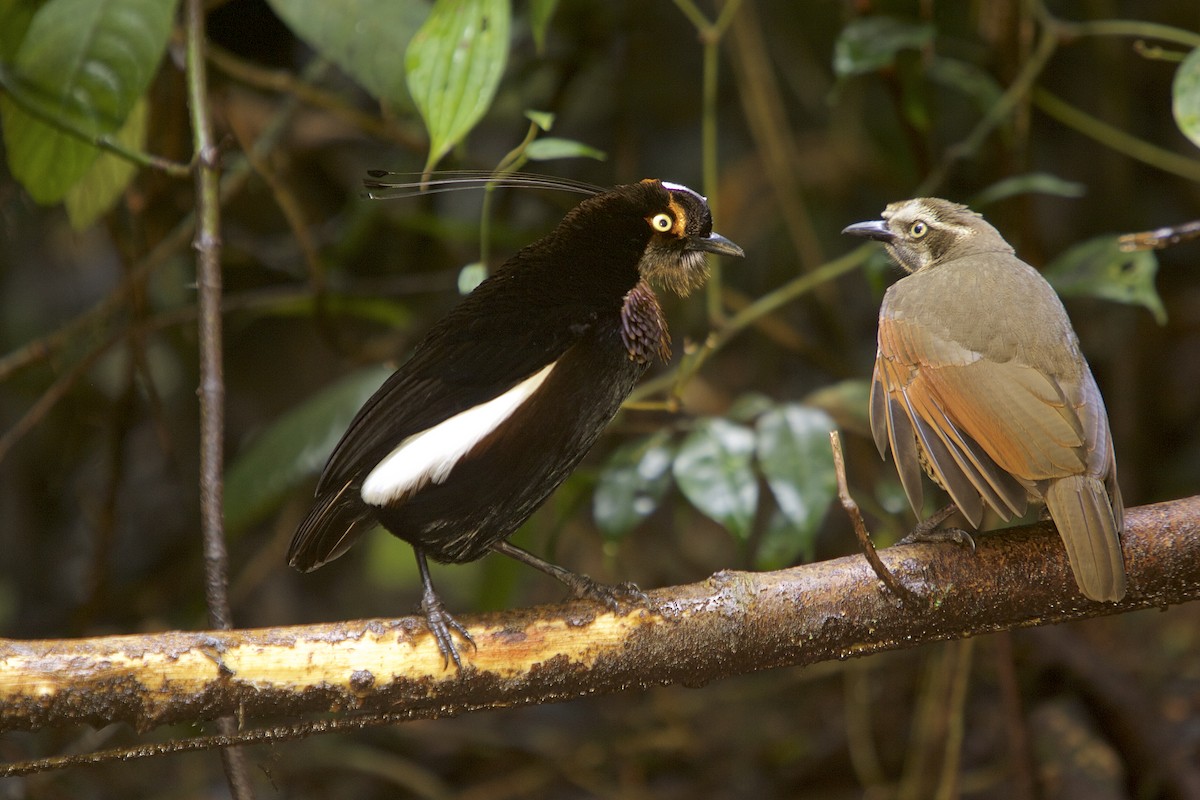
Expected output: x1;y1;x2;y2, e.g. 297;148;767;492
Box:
649;212;674;232
909;220;929;239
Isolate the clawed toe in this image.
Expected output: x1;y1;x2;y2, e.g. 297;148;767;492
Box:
420;592;476;670
899;526;976;552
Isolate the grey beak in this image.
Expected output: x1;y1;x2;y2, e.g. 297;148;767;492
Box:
842;219;894;243
688;232;745;258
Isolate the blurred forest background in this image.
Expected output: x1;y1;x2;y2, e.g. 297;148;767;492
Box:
2;0;1199;797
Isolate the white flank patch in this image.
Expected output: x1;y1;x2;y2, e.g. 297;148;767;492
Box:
360;362;557;506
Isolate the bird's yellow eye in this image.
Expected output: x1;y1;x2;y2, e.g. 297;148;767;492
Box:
650;212;674;232
909;221;929;238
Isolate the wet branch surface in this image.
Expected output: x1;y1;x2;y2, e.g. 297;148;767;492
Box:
0;497;1196;739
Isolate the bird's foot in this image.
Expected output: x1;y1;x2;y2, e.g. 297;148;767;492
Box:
898;504;976;551
564;575;650;613
420;590;476;670
898;526;976;551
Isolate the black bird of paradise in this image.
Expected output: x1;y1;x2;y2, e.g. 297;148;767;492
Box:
288;174;744;667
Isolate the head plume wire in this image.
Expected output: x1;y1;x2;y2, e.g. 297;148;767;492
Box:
362;170;603;200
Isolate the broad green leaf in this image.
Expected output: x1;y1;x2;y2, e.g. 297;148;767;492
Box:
971;172;1086;208
1044;235;1167;324
529;0;559;53
0;0;176;203
0;0;41;60
224;365;392;534
754;404;837;565
64;95;145;229
266;0;427;108
406;0;511;173
1172;47;1200;150
833;17;934;78
593;430;677;540
523;137;606;162
673;418;759;540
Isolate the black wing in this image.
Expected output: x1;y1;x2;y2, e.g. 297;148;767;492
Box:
316;267;601;495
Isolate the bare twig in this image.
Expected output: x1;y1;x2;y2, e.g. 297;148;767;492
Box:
830;431;919;606
184;1;254;797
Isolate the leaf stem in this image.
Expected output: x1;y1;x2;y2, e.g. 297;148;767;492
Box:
0;65;194;177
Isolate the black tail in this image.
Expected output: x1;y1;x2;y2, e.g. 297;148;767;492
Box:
287;478;376;572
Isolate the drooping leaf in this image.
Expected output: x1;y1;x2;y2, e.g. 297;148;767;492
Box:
224;365;393;535
673;418;759;540
833;16;934;78
593;429;677;540
754;404;837;567
523;137;606;162
0;0;176;203
971;172;1086;208
266;0;428;108
64;96;145;229
1172;47;1200;150
406;0;511;173
1043;235;1167;324
529;0;559;54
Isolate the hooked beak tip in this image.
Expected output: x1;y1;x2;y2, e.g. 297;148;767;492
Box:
842;219;894;243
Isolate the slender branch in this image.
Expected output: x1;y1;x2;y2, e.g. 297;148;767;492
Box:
185;2;254;797
1033;88;1200;183
918;25;1059;196
629;245;869;403
830;431;917;605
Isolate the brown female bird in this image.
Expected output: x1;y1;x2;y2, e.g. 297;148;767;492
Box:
289;177;743;666
843;198;1126;602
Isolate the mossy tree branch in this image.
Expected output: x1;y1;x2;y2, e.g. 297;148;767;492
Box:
0;497;1196;754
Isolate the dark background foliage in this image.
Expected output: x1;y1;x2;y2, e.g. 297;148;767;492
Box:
1;0;1198;797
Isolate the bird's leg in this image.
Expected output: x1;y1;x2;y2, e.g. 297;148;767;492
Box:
490;540;649;611
414;548;475;669
899;503;977;551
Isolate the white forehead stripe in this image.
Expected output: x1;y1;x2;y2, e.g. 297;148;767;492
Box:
659;181;707;203
361;361;556;506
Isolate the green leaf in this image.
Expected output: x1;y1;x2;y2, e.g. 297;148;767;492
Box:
523;136;606;162
754;404;836;567
0;0;41;60
971;172;1086;207
406;0;511;173
673;418;759;540
529;0;558;53
593;429;677;540
833;16;934;78
524;109;554;131
266;0;428;108
1172;47;1200;150
223;365;393;535
0;0;176;203
925;56;1002;115
63;95;145;229
1043;235;1167;324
